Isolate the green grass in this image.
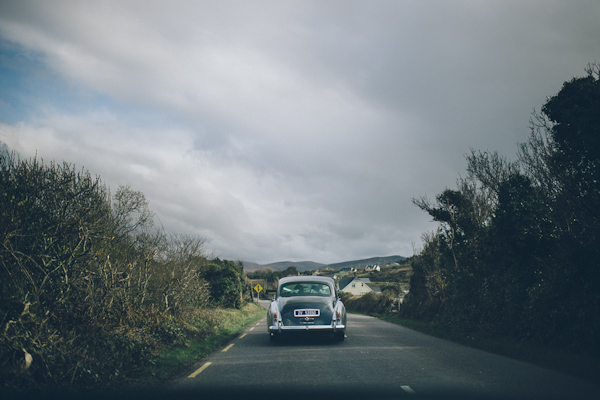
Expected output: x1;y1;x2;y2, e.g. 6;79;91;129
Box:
134;302;265;387
374;314;600;385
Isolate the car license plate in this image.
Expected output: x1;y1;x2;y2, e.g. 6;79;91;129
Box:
294;309;320;317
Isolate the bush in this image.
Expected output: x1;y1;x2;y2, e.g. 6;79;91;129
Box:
404;65;600;353
0;153;231;390
201;260;244;309
343;292;395;315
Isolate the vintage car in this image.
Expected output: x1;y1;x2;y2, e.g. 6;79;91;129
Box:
267;276;346;342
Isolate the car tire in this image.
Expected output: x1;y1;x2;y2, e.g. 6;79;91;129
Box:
334;331;345;342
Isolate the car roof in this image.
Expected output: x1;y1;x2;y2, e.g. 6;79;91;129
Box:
278;276;335;286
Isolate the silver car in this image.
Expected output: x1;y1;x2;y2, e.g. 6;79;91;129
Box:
267;276;346;342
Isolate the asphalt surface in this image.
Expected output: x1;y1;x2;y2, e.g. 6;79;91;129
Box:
168;311;599;400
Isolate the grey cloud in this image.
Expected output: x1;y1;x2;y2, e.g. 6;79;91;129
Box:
1;0;599;264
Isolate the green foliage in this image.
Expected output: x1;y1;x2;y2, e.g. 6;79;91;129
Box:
404;65;600;353
201;259;245;309
401;233;450;321
543;69;600;170
343;291;395;315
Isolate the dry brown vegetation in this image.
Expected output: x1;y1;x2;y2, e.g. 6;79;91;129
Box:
0;153;248;390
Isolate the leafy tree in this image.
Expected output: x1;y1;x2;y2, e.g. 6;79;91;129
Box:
202;259;244;309
539;64;600;348
401;232;449;320
405;65;600;351
544;64;600;176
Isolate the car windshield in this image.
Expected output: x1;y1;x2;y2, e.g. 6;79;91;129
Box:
280;282;332;297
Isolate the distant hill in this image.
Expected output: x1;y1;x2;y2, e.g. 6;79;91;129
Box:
325;256;405;270
243;260;325;273
243;255;405;273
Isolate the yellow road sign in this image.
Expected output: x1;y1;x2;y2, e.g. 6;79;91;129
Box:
254;284;263;293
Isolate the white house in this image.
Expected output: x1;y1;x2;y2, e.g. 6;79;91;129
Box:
338;277;381;296
365;265;380;272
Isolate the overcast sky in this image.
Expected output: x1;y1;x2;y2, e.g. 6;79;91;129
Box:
0;1;598;264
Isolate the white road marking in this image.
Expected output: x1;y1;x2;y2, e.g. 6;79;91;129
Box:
401;385;416;394
188;362;212;378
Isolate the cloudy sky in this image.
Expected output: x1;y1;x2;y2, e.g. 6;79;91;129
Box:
0;1;598;264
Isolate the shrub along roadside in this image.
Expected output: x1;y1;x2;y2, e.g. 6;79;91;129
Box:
340;291;395;315
403;65;600;355
0;152;254;391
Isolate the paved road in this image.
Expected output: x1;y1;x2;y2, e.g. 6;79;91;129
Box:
170;313;598;399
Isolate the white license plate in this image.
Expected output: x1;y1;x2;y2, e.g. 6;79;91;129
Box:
294;309;320;317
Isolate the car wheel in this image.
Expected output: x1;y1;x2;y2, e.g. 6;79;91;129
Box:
334;331;345;342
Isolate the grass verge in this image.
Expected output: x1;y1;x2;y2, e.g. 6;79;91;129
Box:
371;313;600;385
134;302;265;387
